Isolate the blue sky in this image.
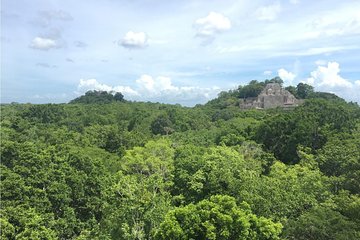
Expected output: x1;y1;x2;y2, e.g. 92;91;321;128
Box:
1;0;360;105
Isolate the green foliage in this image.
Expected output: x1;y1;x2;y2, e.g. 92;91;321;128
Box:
286;83;344;101
242;161;331;221
237;78;284;99
103;140;174;239
308;91;345;101
205;77;284;109
172;145;263;203
255;98;357;163
285;206;359;240
154;195;282;240
1;84;359;239
21;104;65;124
295;82;314;99
317;127;360;194
69;90;125;104
238;80;266;98
0;140;112;239
285;85;297;97
151;115;175;135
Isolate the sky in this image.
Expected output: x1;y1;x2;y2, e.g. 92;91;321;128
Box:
1;0;360;106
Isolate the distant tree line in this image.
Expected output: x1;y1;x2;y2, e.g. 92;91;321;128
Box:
70;90;125;104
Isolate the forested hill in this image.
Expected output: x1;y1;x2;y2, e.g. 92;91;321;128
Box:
205;77;346;109
1;80;360;239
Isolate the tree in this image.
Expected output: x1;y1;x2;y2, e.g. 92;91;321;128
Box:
114;92;124;102
238;80;265;98
242;161;330;221
151;115;174;135
69;90;125;104
317;127;360;194
285;206;359;240
296;83;314;99
22;104;65;124
308;91;344;101
265;77;284;86
255;99;356;163
285;86;297;98
154;195;282;240
172;145;263;203
103;140;175;239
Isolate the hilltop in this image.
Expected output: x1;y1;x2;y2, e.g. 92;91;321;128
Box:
205;77;346;109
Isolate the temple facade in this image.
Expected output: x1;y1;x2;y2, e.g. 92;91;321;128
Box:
239;83;303;110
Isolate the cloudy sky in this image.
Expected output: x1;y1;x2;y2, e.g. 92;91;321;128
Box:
1;0;360;105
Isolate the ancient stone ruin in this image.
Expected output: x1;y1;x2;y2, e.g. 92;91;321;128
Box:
239;83;303;110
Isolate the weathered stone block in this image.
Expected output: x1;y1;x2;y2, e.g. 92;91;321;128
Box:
239;83;302;110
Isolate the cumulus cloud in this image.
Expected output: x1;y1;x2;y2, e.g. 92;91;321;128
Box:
255;2;282;21
135;74;220;99
278;68;296;85
77;79;139;96
306;62;353;88
303;62;360;102
30;37;61;50
136;75;177;93
119;31;148;49
29;28;66;50
76;75;221;106
134;74;221;104
194;12;231;43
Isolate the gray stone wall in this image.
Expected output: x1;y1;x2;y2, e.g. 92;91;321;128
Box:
239;83;302;110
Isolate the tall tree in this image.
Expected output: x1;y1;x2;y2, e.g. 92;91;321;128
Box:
154;195;282;240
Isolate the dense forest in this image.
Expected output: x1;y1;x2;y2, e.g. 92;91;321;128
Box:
1;79;360;239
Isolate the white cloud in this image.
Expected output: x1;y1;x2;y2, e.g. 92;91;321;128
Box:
315;60;326;66
134;74;220;101
120;31;148;49
290;0;300;4
136;75;177;93
307;62;353;88
76;75;221;106
301;62;360;103
278;68;296;85
29;37;61;50
255;2;282;21
194;12;231;42
309;8;360;38
263;70;272;76
77;79;138;96
274;46;359;57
